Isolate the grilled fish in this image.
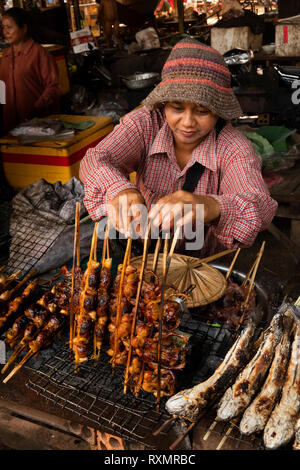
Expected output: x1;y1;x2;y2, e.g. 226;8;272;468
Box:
217;313;283;422
263;319;300;450
165;315;257;421
239;314;293;435
293;416;300;450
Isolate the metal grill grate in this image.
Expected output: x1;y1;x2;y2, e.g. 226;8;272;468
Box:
25;343;169;448
24;314;240;448
185;408;265;451
0;206;65;277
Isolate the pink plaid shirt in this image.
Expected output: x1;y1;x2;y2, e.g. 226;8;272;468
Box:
79;107;277;253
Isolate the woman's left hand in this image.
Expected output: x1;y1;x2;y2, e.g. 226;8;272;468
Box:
148;190;220;232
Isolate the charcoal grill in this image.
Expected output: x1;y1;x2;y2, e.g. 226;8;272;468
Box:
22;272;277;451
2;259;282;450
24;312;238;449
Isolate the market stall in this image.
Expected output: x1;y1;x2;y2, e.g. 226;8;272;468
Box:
1;0;300;454
0;202;298;450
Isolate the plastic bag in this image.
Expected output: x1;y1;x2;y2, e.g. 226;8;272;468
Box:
10;119;63;137
135;27;160;50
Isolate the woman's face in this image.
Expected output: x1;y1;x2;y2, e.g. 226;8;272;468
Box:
164;101;218;149
2;16;27;46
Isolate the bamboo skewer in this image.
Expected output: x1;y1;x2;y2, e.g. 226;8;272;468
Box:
156;235;169;406
169;226;181;259
241;242;265;289
152;237;161;274
93;223;111;363
215;419;239;450
194;248;237;267
242;258;256;287
133;236;162;394
3;320;67;384
225;248;241;281
1;343;26;374
169;421;197;450
134;361;145;396
238;241;266;329
101;222;110;265
216;422;235;450
203;420;217;441
74;222;98;365
0;270;22;294
123;224;151;394
3;350;35;384
112;237;132;370
70;202;81;354
244;242;265;307
10;269;37;294
166;226;181;275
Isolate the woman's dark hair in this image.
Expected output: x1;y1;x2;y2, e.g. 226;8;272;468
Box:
2;7;33;37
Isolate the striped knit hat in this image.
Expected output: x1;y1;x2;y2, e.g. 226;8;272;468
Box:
143;37;242;120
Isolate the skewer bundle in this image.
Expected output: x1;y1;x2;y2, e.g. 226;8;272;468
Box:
70;218;113;366
0;269;22;295
1;266;77;381
0;270;38;327
1;209;268;419
105;229;190;401
199;244;265;330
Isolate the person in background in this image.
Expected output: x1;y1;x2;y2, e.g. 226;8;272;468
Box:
0;7;61;135
97;0;122;49
79;37;278;257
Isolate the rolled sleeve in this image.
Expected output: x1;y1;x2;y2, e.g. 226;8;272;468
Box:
79;108;152;220
207;143;278;248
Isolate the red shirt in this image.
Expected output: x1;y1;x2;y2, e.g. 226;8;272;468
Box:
0;38;61;134
79;107;278;255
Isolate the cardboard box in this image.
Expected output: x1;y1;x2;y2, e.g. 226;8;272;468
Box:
70;27;97;54
211;26;263;54
275;16;300;56
0;114;114;190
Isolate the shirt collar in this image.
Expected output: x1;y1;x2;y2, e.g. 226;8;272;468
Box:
149;120;218;172
2;38;35;58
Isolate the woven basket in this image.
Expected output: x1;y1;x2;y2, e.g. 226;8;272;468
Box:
131;253;227;308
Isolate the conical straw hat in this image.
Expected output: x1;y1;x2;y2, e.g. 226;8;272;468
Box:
131;253;227;308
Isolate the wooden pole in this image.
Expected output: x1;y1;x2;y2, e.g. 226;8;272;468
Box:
203;0;208;17
73;0;82;30
176;0;185;34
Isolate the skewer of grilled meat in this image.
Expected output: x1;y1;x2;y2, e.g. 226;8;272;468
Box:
204;280;256;329
2;312;67;384
107;261;138;365
5;315;30;349
217;313;283;422
1;305;53;375
240;314;294;435
165;313;259;421
0;279;38;328
0;270;22;294
29;313;66;353
263;312;300;450
2;273;73;374
2;303;68;379
73;260;100;363
142;368;176;398
94;258;112;360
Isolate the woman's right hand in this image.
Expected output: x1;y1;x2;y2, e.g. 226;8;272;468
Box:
108;189;147;237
